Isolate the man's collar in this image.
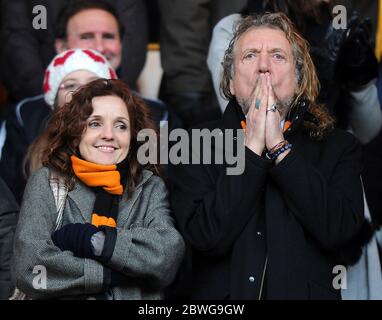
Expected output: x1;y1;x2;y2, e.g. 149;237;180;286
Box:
222;98;246;130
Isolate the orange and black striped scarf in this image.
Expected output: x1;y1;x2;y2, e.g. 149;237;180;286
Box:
71;155;129;228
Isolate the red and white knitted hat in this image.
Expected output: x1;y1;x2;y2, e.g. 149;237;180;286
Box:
43;48;118;106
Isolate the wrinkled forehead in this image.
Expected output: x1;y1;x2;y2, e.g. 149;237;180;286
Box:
68;8;120;35
235;26;292;54
236;26;291;51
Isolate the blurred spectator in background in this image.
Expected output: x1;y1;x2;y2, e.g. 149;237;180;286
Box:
157;0;248;128
1;0;148;101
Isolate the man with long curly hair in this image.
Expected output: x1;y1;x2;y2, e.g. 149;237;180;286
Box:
168;12;373;300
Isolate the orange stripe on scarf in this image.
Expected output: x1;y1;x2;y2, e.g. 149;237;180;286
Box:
92;214;117;228
71;155;123;195
283;120;292;132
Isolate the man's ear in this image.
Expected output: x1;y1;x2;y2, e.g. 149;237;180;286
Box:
55;39;67;53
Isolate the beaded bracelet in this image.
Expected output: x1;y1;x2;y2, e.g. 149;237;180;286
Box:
268;143;292;161
265;140;288;160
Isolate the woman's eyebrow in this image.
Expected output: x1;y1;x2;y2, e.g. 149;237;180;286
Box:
115;117;129;122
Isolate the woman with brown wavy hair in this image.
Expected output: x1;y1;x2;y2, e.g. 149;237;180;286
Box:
11;79;185;300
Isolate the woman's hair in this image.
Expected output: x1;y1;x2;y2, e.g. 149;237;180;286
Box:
31;79;159;193
220;12;334;140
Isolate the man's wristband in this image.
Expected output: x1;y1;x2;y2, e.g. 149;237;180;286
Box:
270;143;292;161
265;140;292;161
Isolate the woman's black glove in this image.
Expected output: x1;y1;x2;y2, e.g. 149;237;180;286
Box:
51;223;99;259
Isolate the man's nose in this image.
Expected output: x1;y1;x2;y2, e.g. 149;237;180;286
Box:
95;35;105;54
258;53;270;73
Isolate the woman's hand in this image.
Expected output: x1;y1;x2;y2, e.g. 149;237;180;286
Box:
51;223;99;259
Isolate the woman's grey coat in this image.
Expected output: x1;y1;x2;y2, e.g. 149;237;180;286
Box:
12;167;185;299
